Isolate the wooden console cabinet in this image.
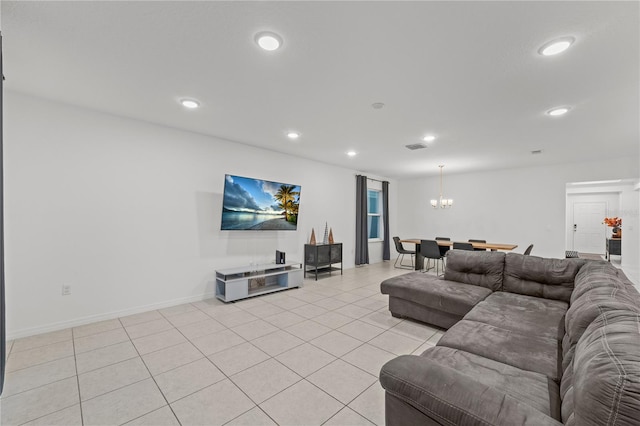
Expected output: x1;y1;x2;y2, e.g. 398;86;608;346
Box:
304;243;342;280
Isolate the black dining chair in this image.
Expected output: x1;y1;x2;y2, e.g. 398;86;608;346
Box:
452;242;474;251
435;236;451;258
468;239;487;251
524;244;534;255
420;239;445;276
393;236;415;269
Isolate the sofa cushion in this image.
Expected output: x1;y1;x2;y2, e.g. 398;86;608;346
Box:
437;319;561;381
569;310;640;425
443;250;505;291
421;346;561;420
388;297;462;329
465;292;567;341
381;272;492;317
503;253;585;302
565;284;640;349
571;260;625;303
380;355;563;426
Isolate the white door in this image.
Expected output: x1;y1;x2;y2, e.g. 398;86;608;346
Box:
572;202;606;253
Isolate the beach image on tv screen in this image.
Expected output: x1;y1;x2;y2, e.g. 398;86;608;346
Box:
221;174;301;230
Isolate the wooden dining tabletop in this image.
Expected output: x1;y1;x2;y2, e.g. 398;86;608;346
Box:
400;239;518;251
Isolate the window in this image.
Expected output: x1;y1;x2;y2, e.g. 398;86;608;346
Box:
367;189;382;240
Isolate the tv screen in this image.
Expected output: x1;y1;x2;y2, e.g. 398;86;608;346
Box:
221;174;301;231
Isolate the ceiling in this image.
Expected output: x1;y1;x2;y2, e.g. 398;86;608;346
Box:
3;1;639;179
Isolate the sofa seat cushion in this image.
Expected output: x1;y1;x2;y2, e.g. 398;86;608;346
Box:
381;272;492;317
465;292;567;341
438;319;561;381
421;346;561;420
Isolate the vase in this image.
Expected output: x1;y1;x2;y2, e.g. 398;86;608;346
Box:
612;227;621;238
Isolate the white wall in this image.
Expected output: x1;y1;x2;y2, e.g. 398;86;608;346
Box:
4;92;396;338
397;160;639;279
621;184;639;283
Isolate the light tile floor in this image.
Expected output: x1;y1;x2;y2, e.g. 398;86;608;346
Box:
0;262;444;425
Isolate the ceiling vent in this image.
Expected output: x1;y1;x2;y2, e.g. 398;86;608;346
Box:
405;143;428;151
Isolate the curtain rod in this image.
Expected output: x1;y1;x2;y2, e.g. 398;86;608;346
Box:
355;175;389;184
368;177;388;184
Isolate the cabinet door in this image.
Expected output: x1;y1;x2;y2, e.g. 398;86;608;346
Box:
317;245;331;264
330;244;342;263
305;245;316;264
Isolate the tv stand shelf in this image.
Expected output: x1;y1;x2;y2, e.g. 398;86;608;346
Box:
215;262;303;302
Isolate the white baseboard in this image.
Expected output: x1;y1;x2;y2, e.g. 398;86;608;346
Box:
7;291;218;341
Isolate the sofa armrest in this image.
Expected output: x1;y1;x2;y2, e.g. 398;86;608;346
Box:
380;355;561;426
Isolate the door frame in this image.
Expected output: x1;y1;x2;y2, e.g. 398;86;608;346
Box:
571;200;607;253
566;185;622;255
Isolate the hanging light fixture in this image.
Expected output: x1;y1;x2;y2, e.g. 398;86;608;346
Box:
430;165;453;209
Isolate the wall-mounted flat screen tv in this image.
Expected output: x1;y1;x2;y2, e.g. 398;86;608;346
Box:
221;174;301;231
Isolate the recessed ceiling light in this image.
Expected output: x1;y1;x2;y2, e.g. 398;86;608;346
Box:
539;37;575;56
287;131;300;140
255;32;282;51
423;135;436;142
180;99;200;109
346;150;357;157
547;107;570;117
371;102;385;109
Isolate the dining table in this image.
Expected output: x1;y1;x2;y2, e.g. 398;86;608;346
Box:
400;239;519;271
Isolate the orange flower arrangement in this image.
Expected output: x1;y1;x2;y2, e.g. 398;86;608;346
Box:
603;217;622;228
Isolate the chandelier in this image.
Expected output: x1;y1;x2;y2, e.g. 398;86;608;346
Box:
430;165;453;209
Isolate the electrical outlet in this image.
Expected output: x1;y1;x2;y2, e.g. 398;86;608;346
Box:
62;285;71;296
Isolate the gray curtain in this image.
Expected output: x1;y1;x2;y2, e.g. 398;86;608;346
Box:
382;181;390;261
1;32;5;395
355;175;369;265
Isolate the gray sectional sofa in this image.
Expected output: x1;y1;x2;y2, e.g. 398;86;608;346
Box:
379;250;640;425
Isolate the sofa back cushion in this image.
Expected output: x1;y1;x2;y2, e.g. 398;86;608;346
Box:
443;250;505;291
571;261;626;303
563;267;640;374
503;253;585;302
565;310;640;425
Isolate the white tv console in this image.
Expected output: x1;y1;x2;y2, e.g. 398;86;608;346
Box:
215;261;303;302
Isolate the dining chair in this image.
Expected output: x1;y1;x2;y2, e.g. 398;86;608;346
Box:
524;244;534;255
468;239;487;251
393;236;415;269
435;236;451;258
452;242;474;251
420;239;444;276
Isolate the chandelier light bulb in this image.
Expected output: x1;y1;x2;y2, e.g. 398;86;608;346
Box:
431;165;453;209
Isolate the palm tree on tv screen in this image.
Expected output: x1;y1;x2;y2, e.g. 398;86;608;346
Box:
274;185;299;223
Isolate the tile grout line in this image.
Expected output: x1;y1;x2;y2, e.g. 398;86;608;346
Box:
117;316;184;426
5;262;403;425
71;327;85;426
14;330;86;425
